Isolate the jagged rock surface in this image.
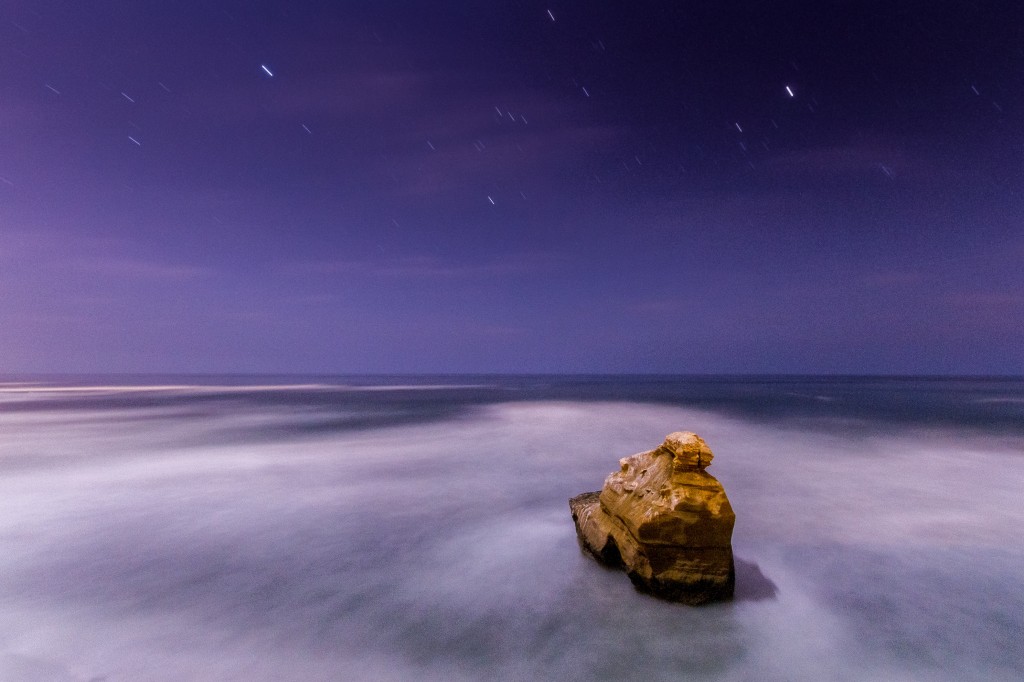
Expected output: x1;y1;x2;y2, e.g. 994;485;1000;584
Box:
570;432;735;604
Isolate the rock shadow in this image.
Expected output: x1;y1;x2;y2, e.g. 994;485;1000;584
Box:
733;557;778;602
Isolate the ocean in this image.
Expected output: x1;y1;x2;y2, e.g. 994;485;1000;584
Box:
1;375;1022;681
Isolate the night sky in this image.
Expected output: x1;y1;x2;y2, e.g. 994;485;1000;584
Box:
2;1;1022;374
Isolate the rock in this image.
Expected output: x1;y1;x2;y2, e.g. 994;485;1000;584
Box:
569;431;735;604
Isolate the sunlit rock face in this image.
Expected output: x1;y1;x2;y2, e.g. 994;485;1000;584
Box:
570;432;735;605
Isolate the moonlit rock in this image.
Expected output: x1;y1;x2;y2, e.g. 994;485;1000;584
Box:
659;430;714;468
570;431;735;604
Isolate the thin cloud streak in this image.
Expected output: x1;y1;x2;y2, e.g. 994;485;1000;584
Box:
287;253;559;279
72;257;213;281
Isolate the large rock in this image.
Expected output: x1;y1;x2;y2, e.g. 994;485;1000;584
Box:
569;431;735;604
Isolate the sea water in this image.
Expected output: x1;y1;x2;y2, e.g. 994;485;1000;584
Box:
1;376;1022;681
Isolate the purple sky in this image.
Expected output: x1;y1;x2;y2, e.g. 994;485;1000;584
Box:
1;1;1022;374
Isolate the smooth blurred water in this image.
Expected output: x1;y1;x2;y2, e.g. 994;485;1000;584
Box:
1;376;1022;681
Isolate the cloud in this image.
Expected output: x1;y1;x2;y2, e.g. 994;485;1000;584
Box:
764;143;906;176
184;69;435;124
180;59;625;199
381;121;623;199
758;137;972;188
72;256;213;281
860;271;927;288
0;229;212;282
631;299;688;315
947;291;1024;309
287;253;557;280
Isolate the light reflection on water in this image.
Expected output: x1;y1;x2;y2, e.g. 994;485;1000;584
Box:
1;379;1022;681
